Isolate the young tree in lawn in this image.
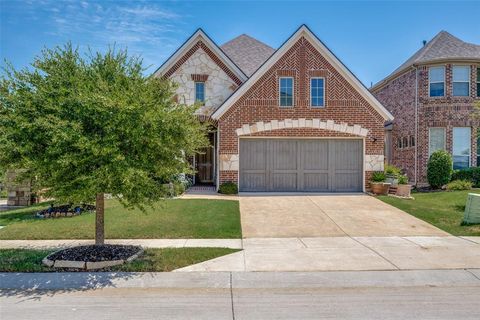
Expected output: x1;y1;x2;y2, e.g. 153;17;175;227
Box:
0;44;209;244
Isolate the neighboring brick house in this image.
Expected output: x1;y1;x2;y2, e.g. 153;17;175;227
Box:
372;31;480;186
156;25;393;192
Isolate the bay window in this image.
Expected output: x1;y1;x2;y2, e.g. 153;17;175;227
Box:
429;66;445;97
452;66;470;97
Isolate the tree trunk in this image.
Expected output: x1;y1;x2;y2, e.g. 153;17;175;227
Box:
95;193;105;245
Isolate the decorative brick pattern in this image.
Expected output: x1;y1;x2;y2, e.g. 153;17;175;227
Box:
191;74;209;82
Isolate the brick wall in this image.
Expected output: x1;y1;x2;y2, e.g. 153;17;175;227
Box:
218;36;387;186
374;63;479;185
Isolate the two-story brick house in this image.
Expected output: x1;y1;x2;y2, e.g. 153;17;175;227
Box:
155;25;393;192
372;31;480;186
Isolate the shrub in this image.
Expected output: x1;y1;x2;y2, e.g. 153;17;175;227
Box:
371;171;386;183
385;164;401;177
451;167;480;187
398;174;408;185
173;182;186;196
218;182;238;195
427;150;453;189
446;180;473;191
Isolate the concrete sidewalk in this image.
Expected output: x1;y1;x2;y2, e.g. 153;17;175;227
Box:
0;239;243;249
175;236;480;272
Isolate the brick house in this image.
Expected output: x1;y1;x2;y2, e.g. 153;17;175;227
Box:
155;25;393;192
372;31;480;186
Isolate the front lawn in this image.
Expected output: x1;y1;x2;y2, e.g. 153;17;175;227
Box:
0;199;241;239
378;190;480;236
0;248;239;272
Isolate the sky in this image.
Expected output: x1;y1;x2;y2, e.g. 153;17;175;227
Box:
1;0;479;86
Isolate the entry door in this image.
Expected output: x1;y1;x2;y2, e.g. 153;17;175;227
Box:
239;139;363;192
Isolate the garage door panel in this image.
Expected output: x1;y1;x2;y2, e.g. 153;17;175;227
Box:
302;140;329;170
271;140;297;170
272;173;297;191
240;139;266;171
334;173;362;192
304;173;329;191
240;173;266;191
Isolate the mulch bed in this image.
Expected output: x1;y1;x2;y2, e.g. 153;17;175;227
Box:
47;244;142;262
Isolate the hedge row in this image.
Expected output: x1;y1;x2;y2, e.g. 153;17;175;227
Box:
452;167;480;187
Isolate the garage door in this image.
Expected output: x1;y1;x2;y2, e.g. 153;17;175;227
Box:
239;139;363;192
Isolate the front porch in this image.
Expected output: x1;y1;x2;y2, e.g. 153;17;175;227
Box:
191;128;217;189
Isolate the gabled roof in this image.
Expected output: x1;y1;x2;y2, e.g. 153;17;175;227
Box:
212;25;393;121
372;31;480;91
221;34;275;76
153;29;248;83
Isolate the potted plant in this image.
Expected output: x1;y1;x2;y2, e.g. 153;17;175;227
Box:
370;171;391;195
396;174;412;197
384;165;401;186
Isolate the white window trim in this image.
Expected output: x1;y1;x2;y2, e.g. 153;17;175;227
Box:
279;76;294;108
452;65;470;97
428;127;446;156
428;66;445;98
195;81;205;103
310;77;325;108
453;126;472;168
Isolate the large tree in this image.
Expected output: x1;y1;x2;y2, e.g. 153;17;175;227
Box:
0;44;208;244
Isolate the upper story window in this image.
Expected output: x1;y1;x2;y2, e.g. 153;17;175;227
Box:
279;77;294;107
477;68;480;97
429;66;445;97
310;78;325;108
452;66;470;97
195;82;205;103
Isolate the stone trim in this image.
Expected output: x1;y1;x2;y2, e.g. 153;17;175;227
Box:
365;155;385;171
219;154;239;171
235;118;369;137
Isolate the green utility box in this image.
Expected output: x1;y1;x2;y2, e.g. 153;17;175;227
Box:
463;193;480;224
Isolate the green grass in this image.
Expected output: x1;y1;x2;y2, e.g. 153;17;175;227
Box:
378;189;480;236
0;199;241;239
0;248;239;272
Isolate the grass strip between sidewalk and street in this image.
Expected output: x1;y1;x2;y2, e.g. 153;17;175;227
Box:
0;247;239;272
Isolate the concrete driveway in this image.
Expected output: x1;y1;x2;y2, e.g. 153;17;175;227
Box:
239;194;447;238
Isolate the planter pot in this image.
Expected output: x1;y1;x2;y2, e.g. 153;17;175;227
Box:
385;176;398;186
396;184;412;197
371;182;391;195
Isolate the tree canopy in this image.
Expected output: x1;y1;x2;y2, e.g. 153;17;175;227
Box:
0;44;208;209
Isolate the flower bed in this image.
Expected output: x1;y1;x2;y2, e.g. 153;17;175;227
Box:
36;204;95;218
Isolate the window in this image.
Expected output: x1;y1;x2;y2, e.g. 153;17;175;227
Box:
397;137;403;149
452;66;470;96
429;128;446;156
429;66;445;97
310;78;324;107
195;82;205;103
403;137;409;148
410;136;415;147
453;127;471;169
477;68;480;97
279;77;293;107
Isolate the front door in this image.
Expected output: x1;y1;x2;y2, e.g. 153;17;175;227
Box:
196;146;214;184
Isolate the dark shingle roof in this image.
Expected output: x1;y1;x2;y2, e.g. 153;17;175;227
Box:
373;31;480;90
221;34;275;76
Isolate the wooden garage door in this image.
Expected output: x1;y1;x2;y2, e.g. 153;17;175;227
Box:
239;139;363;192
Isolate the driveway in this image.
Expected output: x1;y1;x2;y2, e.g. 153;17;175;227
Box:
239;194;447;238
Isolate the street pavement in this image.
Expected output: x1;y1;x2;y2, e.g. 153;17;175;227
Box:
1;270;480;319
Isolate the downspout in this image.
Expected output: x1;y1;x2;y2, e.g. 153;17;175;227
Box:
414;65;419;186
216;127;220;191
